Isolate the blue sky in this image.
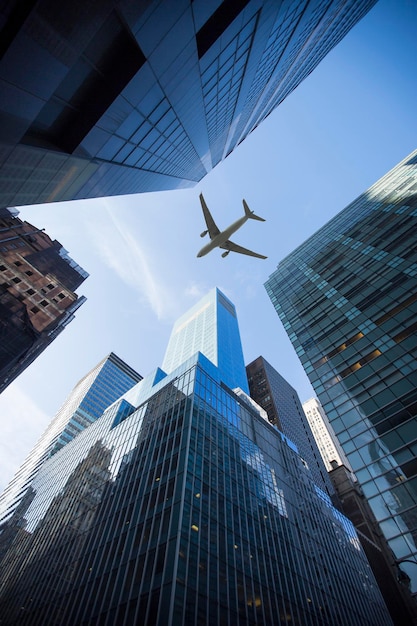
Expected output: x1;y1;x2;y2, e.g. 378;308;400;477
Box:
1;0;416;491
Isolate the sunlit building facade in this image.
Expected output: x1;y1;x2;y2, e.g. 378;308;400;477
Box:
0;207;87;393
0;353;142;527
162;287;249;393
303;397;352;472
265;149;417;597
0;0;377;207
0;351;391;625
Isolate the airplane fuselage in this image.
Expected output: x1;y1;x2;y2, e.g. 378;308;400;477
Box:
197;214;249;257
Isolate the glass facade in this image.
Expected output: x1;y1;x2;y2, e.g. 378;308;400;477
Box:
247;356;335;498
0;353;391;625
0;0;377;207
0;353;142;526
265;149;417;596
162;287;249;393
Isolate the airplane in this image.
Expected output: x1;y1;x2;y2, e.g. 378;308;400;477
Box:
197;193;267;259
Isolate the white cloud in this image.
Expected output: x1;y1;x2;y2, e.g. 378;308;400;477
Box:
85;202;176;320
184;281;207;300
0;384;50;492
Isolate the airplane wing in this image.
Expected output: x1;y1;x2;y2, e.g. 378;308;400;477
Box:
200;193;220;238
220;240;267;259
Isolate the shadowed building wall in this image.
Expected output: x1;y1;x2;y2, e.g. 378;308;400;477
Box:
247;356;335;498
0;0;377;207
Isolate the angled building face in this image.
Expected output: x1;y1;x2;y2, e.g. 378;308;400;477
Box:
0;207;87;392
162;287;249;393
0;352;391;625
0;353;142;527
246;356;335;497
303;397;352;472
0;0;377;207
265;150;417;596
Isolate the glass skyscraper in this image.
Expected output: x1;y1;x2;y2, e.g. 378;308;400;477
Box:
0;291;392;625
162;287;249;393
265;149;417;597
246;356;335;498
0;0;377;207
0;363;391;625
0;353;142;527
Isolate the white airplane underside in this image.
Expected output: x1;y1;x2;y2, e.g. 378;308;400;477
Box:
197;194;267;259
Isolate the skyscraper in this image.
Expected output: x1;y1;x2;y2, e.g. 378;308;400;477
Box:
0;353;142;527
303;397;352;472
246;356;334;497
0;0;377;208
162;287;249;393
265;149;417;598
247;363;417;624
0;294;392;625
0;207;87;392
328;462;417;625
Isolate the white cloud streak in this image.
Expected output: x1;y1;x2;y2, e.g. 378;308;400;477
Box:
0;384;50;492
86;202;175;320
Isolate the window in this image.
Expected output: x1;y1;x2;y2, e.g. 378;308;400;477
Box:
22;11;146;153
12;277;21;283
26;288;35;295
30;306;40;314
25;270;33;276
40;300;48;307
196;0;251;58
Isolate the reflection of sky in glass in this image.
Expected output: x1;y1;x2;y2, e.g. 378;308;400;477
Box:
246;450;288;517
279;431;299;454
24;359;202;533
314;485;361;550
194;372;288;517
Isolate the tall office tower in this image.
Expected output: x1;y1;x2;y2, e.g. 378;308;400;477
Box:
265;149;417;599
0;353;142;529
303;397;352;472
0;0;377;208
246;356;334;498
162;287;249;393
0;349;391;622
329;463;417;625
0;207;87;393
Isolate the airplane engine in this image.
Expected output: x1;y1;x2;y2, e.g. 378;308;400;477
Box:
200;230;208;237
221;250;230;258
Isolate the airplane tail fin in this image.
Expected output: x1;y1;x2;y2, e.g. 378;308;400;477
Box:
243;199;265;222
